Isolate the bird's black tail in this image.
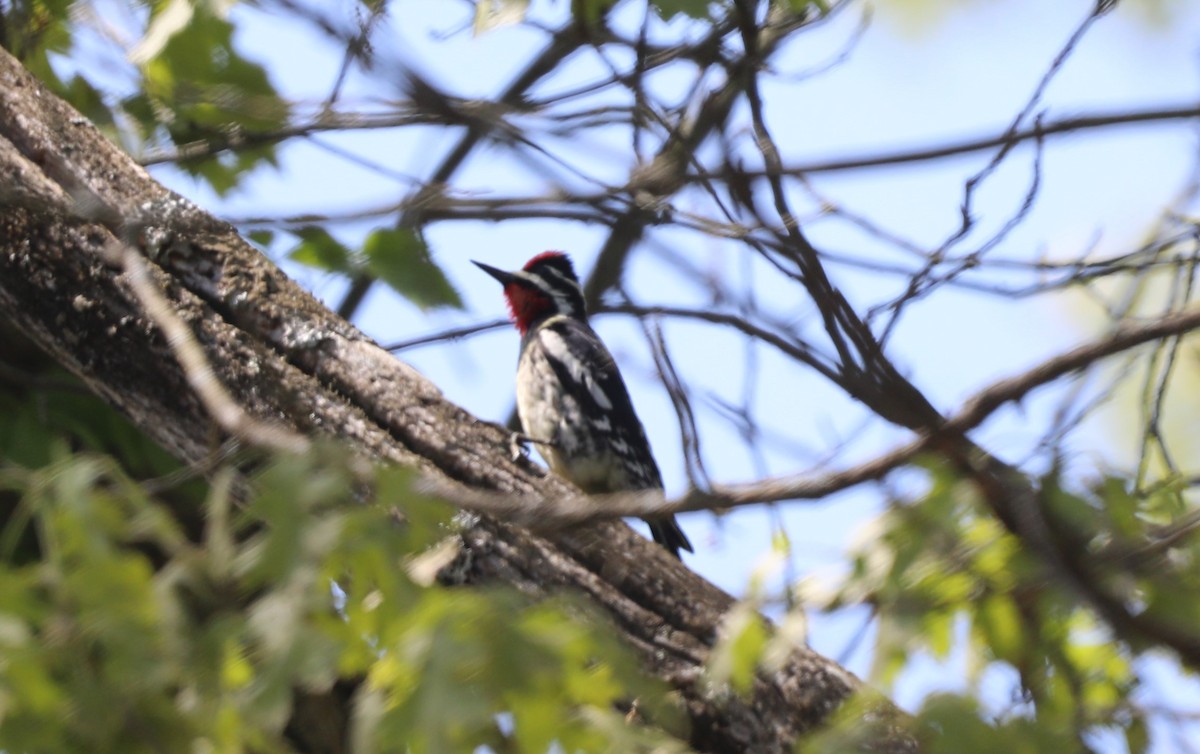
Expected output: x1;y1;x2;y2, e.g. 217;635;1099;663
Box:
647;516;693;559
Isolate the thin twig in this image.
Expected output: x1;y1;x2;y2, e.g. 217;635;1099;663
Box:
426;304;1200;521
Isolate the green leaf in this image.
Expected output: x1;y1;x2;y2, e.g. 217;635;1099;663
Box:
650;0;713;19
130;0;195;64
129;7;289;194
785;0;831;14
870;613;912;689
1094;475;1143;537
288;226;355;275
797;692;910;754
571;0;616;25
972;594;1024;664
61;75;115;129
363;228;463;310
1125;713;1149;754
708;601;768;694
246;230;274;248
915;695;997;754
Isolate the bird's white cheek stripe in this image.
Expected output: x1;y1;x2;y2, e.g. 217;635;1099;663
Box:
541;265;585;299
513;268;582;318
540;329;614;410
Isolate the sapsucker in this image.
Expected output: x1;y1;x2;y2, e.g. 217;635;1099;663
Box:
474;252;693;559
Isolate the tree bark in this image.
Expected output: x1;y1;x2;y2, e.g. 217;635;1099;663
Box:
0;48;916;754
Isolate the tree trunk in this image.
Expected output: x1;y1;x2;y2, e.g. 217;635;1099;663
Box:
0;48;915;754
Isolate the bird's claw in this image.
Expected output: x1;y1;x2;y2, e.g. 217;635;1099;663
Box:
510;432;532;463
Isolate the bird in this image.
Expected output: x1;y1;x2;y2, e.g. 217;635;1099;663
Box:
473;251;693;558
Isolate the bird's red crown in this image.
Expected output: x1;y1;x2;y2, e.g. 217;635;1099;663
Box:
523;250;569;271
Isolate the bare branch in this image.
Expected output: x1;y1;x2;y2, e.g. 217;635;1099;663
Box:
695;104;1200;179
431;303;1200;523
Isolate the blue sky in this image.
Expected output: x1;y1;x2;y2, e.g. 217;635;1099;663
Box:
140;0;1200;748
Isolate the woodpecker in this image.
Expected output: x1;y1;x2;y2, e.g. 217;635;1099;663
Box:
473;252;693;559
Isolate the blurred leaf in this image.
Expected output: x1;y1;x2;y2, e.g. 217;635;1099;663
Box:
762;607;808;674
246;229;274;248
473;0;529;34
1095;475;1143;537
708;601;768;694
0;374;186;482
127;7;289;195
571;0;617;25
650;0;713;19
1126;713;1149;754
870;613;911;689
797;692;913;754
362;586;678;752
972;594;1023;664
787;0;832;13
2;0;73;67
0;444;500;752
130;0;195;64
61;75;115;129
288;226;355;275
364;228;463;310
914;695;997;753
1063;634;1133;714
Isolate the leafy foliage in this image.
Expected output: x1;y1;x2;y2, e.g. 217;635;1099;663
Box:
3;0;287;196
123;5;288;195
794;457;1169;750
0;349;681;752
0;444;683;753
362;228;463;311
288;226;463;311
288;226;355;277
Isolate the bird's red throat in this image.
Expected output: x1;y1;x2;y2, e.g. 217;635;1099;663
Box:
504;284;551;335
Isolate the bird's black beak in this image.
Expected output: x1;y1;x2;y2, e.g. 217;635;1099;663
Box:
472;260;517;285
